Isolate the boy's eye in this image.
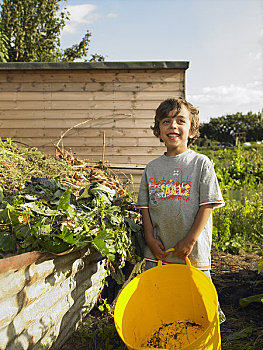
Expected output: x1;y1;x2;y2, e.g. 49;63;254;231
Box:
162;119;170;124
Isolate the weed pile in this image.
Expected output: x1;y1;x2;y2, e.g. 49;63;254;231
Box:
0;139;143;283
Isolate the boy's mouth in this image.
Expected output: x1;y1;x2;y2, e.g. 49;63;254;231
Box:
167;133;180;139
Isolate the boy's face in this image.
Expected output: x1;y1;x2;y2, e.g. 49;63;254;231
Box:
159;105;193;156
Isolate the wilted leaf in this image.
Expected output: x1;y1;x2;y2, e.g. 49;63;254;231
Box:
20;202;59;216
13;223;31;240
38;238;70;254
0;231;16;252
225;326;254;340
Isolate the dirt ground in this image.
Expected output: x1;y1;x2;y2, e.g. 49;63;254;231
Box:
61;250;263;350
211;250;263;349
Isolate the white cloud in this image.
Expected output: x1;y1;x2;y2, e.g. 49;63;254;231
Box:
249;51;262;60
189;82;263;106
62;5;118;34
188;82;263;121
106;13;118;18
63;4;100;34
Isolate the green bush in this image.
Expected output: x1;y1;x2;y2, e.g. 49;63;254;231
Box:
212;194;263;253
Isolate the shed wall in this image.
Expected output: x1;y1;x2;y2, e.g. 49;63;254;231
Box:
0;65;187;192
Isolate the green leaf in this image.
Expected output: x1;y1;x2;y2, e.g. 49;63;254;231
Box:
258;258;263;274
225;326;254;341
57;187;75;217
13;223;31;240
38;238;70;254
34;224;52;236
93;230;115;261
0;202;21;225
0;231;16;252
50;189;66;205
239;294;263;307
0;186;3;203
20;202;59;216
61;225;76;244
78;184;92;201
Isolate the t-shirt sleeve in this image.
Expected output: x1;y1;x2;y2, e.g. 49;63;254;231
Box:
137;168;149;209
199;159;225;209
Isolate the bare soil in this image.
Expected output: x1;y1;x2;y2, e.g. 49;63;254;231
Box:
211;250;263;349
61;250;263;350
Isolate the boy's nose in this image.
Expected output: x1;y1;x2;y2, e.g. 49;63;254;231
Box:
171;119;178;128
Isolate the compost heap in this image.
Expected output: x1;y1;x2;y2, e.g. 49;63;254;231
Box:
0;140;144;279
141;321;205;349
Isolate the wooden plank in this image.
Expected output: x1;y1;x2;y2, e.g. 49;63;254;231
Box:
14;137;141;148
138;138;162;147
0;109;155;119
0;81;184;92
0;69;185;83
50;90;181;101
38;150;162;165
47;100;163;110
47;137;160;148
0;100;165;109
116;118;154;128
36;145;166;156
0;117;155;129
0;136;161;149
0;90;183;102
0;128;155;138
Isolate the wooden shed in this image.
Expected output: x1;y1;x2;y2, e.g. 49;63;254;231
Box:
0;61;189;192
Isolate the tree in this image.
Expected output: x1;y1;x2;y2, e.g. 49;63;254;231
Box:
0;0;104;62
200;111;263;144
0;23;9;62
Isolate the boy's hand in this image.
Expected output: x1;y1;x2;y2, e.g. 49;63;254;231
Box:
173;237;196;258
146;237;167;260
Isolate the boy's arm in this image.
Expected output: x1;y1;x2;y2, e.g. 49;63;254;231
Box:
173;203;214;258
141;208;167;260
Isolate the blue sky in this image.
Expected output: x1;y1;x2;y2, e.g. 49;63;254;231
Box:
60;0;263;122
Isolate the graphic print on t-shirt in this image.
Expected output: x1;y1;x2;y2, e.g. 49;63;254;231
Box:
148;168;191;217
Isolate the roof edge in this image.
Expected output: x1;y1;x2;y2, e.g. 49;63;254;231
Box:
0;61;189;70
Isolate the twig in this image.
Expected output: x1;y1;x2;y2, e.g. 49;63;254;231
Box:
56;113;132;151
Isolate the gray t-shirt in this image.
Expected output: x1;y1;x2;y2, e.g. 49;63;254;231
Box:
137;149;224;269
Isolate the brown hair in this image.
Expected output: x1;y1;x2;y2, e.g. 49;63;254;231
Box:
151;97;200;146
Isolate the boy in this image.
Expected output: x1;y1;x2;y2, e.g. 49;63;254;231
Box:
137;97;226;322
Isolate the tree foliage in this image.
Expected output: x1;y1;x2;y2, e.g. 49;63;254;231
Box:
200;111;263;143
0;0;104;62
0;23;9;62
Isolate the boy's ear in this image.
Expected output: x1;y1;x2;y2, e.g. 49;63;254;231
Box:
189;129;198;139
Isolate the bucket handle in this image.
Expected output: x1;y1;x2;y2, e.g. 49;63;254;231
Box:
157;248;192;268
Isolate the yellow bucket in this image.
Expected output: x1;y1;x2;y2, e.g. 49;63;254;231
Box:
114;252;221;350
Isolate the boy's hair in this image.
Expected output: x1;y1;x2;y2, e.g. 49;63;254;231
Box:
151;97;200;146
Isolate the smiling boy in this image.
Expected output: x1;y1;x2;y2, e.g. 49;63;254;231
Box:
137;97;224;268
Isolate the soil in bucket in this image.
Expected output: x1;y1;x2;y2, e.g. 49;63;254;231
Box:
141;320;205;349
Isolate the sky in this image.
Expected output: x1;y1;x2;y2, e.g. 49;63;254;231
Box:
59;0;263;123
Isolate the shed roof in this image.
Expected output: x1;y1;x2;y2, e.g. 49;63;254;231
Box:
0;61;189;70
